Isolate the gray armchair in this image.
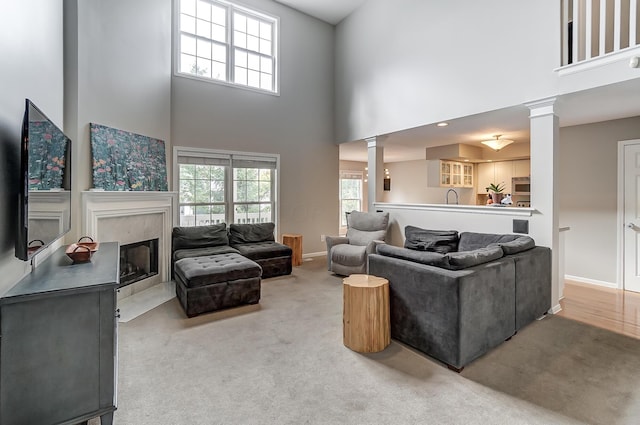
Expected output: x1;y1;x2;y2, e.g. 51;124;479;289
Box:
326;211;390;275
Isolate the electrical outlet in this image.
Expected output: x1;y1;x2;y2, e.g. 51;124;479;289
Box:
320;234;325;242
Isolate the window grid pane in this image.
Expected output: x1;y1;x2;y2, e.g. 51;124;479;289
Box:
232;47;274;88
179;1;277;92
178;164;227;226
339;174;363;226
232;167;274;223
178;157;277;227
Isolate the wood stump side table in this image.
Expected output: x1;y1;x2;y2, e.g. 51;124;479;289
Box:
282;233;303;266
343;274;390;353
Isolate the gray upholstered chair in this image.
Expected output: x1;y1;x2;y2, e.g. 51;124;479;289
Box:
326;210;389;275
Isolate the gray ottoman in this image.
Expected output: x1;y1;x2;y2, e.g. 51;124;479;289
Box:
174;253;262;317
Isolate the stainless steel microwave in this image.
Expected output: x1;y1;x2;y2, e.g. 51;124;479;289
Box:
512;177;530;195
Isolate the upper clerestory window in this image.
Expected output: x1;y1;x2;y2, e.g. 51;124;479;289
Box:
176;0;278;94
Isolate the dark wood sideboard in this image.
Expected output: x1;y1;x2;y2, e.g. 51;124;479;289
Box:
0;242;119;425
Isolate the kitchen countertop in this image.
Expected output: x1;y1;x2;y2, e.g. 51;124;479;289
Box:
373;202;535;217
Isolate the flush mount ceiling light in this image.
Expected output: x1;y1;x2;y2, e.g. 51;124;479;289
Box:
436;122;449;127
481;134;514;151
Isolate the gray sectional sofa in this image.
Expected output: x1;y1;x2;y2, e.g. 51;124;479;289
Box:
368;227;551;371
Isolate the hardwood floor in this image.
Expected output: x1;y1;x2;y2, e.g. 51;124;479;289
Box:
558;280;640;339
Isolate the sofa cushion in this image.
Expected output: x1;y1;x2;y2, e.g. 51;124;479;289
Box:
232;241;292;261
488;236;535;255
348;210;389;231
229;223;275;244
331;244;367;267
445;245;504;270
376;244;449;268
174;253;262;288
172;224;229;251
458;232;521;251
404;226;458;253
346;211;389;246
377;244;502;270
173;245;239;261
347;228;386;246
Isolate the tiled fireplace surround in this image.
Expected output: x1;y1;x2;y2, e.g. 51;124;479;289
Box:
81;191;178;299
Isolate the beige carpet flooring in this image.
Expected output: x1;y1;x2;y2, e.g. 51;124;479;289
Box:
110;257;640;425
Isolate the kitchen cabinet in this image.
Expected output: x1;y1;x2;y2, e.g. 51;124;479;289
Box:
462;163;473;187
476;162;494;194
494;161;512;194
513;159;530;177
429;160;474;188
476;160;531;194
0;242;119;425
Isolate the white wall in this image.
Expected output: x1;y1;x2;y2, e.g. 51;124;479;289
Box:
382;160;475;205
559;116;640;285
64;0;172;240
0;0;64;292
334;0;560;143
172;0;338;254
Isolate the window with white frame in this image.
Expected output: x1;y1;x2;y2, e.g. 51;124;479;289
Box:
177;0;278;93
340;171;363;227
175;148;278;227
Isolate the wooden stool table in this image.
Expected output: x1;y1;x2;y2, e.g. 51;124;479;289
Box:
342;274;390;353
282;233;303;266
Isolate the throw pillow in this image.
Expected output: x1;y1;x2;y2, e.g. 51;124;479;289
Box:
376;244;450;268
458;232;522;251
404;226;459;253
445;245;504;270
488;236;535;255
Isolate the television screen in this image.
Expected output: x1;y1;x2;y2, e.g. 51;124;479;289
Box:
15;99;72;260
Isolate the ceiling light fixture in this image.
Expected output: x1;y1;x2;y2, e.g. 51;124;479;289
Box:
436;122;449;127
481;134;514;151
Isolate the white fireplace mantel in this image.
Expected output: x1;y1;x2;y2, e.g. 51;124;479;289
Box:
81;190;178;286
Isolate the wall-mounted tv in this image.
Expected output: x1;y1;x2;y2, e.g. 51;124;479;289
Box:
15;99;72;261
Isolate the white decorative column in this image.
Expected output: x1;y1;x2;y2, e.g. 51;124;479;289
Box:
365;136;385;212
526;97;561;313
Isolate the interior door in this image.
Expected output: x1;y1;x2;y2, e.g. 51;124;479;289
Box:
623;142;640;292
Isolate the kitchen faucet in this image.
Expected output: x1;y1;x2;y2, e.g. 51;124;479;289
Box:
445;188;458;205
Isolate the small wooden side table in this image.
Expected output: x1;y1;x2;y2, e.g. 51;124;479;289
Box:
343;274;390;353
282;233;303;266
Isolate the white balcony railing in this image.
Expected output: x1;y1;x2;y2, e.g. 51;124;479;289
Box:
562;0;639;66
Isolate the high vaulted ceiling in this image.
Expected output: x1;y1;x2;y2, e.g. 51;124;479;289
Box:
272;1;640;163
340;78;640;163
274;0;367;24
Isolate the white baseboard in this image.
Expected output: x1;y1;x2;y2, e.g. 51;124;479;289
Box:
303;251;326;258
549;304;562;314
565;274;618;289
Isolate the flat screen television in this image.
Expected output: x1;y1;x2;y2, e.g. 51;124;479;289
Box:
15;99;72;261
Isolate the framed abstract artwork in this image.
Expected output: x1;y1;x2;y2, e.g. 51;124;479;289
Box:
90;123;168;191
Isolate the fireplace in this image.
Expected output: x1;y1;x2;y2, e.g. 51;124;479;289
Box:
119;239;159;288
81;190;178;298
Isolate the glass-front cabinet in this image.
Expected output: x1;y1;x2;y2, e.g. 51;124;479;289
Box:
439;160;473;188
463;164;473;186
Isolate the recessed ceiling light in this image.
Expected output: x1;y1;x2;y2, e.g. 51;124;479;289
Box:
436;122;448;127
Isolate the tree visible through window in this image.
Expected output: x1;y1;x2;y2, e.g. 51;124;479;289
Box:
176;149;278;227
340;171;363;227
179;164;226;226
233;167;273;223
177;0;278;93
